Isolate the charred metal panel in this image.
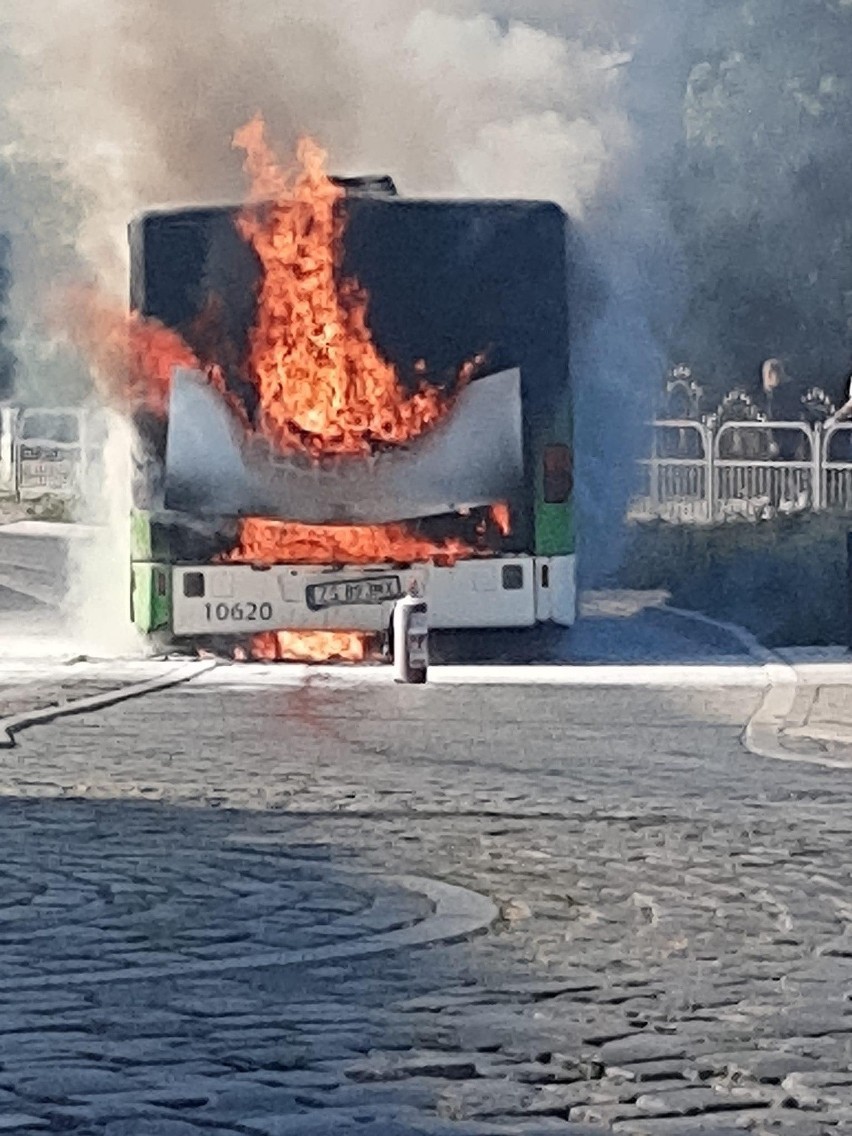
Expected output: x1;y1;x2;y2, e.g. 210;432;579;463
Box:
129;195;569;418
165;367;524;524
128;195;570;546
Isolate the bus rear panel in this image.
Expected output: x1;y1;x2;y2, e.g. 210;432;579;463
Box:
129;192;575;650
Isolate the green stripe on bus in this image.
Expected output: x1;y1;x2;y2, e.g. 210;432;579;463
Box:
131;563;172;633
535;500;575;556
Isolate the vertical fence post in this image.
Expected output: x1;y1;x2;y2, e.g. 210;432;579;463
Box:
13;412;22;502
649;424;660;514
812;422;823;511
0;406;17;496
705;420;716;522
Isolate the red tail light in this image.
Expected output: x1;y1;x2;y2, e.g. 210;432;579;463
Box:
543;444;573;503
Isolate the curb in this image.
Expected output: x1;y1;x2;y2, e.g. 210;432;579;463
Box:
663;603;779;663
742;666;803;764
661;605;844;769
738;647;852;771
0;871;497;992
664;606;852;769
747;697;852;772
0;660;218;749
196;662;779;689
663;606;852;769
0;572;56;607
786;723;852;745
0;521;100;539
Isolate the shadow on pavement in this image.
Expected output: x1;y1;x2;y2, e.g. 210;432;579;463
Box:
433;589;758;666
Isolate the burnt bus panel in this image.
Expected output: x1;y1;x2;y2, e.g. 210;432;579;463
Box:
130;198;569;407
165;366;525;524
130;208;261;420
341;198;570;430
128;196;570;547
131;207;256;337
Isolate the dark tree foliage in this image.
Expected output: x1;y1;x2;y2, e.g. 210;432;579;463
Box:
668;0;852;400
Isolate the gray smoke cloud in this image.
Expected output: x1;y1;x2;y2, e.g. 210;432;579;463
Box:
2;2;642;268
1;0;693;581
0;38;92;404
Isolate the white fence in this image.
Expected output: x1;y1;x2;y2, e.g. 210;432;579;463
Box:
0;406;101;502
633;419;852;523
4;403;852;525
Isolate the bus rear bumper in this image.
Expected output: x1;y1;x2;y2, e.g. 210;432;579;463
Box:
134;555;576;637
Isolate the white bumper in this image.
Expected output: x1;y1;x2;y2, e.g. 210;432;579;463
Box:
171;555;576;636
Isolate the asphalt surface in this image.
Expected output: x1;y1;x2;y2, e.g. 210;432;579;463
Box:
0;524;849;1134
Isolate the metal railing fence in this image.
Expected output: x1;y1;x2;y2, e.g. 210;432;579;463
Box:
633;419;852;523
0;406;103;503
5;404;852;525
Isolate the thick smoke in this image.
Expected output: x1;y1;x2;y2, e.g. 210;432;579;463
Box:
671;1;852;396
0;236;13;399
0;37;92;405
2;2;640;271
3;0;682;592
5;2;851;552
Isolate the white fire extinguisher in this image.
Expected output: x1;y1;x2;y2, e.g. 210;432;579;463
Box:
392;592;429;684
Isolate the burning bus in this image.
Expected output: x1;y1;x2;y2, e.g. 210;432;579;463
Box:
127;123;575;667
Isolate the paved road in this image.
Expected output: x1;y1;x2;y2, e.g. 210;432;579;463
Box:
0;668;847;1134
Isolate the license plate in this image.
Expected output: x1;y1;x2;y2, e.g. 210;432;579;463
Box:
306;576;403;611
21;447;62;461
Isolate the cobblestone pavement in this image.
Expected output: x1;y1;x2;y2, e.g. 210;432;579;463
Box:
0;660;197;725
0;672;847;1134
780;680;852;765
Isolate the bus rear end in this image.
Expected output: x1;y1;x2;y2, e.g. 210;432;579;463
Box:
129;186;575;662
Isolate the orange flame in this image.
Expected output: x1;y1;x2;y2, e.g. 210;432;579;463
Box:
248;630;373;662
227;118;489;660
232;116;472;457
490;503;511;536
64;119;502;665
59;287;200;417
223;517;473;567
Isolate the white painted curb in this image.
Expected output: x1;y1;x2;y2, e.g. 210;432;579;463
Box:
733;643;852;771
0;521;101;539
0;872;497;992
665;606;852;768
662;604;852;769
670;610;820;767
